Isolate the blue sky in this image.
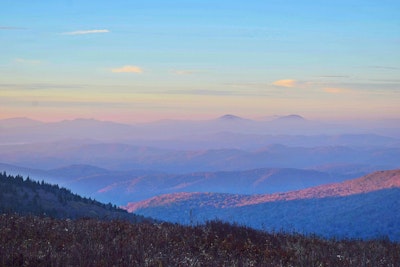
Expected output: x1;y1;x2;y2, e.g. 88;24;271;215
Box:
1;0;399;122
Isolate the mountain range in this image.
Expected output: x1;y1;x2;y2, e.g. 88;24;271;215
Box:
1;116;400;147
126;169;400;241
1;116;400;241
0;162;362;204
0;141;398;173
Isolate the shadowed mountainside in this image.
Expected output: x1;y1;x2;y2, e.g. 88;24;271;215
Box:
0;162;365;204
0;172;147;222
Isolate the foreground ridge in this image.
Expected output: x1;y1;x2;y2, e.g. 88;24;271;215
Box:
1;214;399;266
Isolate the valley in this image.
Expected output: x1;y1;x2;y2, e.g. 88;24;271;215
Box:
1;116;399;242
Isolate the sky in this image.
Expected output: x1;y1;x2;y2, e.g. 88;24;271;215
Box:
1;0;399;122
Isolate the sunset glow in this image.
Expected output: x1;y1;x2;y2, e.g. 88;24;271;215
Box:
1;1;399;122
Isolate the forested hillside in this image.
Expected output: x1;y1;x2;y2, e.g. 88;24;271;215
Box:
0;172;146;222
1;172;400;266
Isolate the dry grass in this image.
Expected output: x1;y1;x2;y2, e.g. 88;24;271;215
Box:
1;214;399;267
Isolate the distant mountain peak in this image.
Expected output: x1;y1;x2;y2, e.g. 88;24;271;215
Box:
276;114;305;121
218;114;245;121
59;118;99;123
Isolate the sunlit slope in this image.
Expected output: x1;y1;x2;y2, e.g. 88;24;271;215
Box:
126;170;400;240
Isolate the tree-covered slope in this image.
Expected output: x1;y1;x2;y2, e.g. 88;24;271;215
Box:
0;172;146;222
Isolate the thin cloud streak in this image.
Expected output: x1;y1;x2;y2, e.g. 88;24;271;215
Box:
62;29;110;35
272;79;298;88
111;66;143;74
0;83;88;91
368;66;400;70
165;89;236;96
14;58;41;65
317;75;350;78
0;26;26;30
173;70;196;75
323;88;351;94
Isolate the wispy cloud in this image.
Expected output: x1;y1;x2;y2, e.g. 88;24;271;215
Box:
62;29;110;35
0;83;88;91
173;70;196;75
318;75;350;78
14;58;41;65
166;89;235;96
272;79;298;88
0;26;26;30
368;65;400;70
323;87;351;94
111;65;143;74
271;79;355;94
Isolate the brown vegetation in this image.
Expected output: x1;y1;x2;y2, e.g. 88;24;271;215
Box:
1;214;399;267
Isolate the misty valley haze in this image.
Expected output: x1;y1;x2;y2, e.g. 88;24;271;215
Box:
0;115;400;241
1;115;400;146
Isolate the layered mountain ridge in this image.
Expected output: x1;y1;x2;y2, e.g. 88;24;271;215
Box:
125;170;400;241
127;169;400;211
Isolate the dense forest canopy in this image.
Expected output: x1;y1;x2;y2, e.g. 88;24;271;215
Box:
0;172;146;222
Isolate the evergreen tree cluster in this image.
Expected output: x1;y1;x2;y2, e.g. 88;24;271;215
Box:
0;172;145;222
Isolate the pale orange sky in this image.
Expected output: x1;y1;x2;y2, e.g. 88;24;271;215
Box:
1;1;399;123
